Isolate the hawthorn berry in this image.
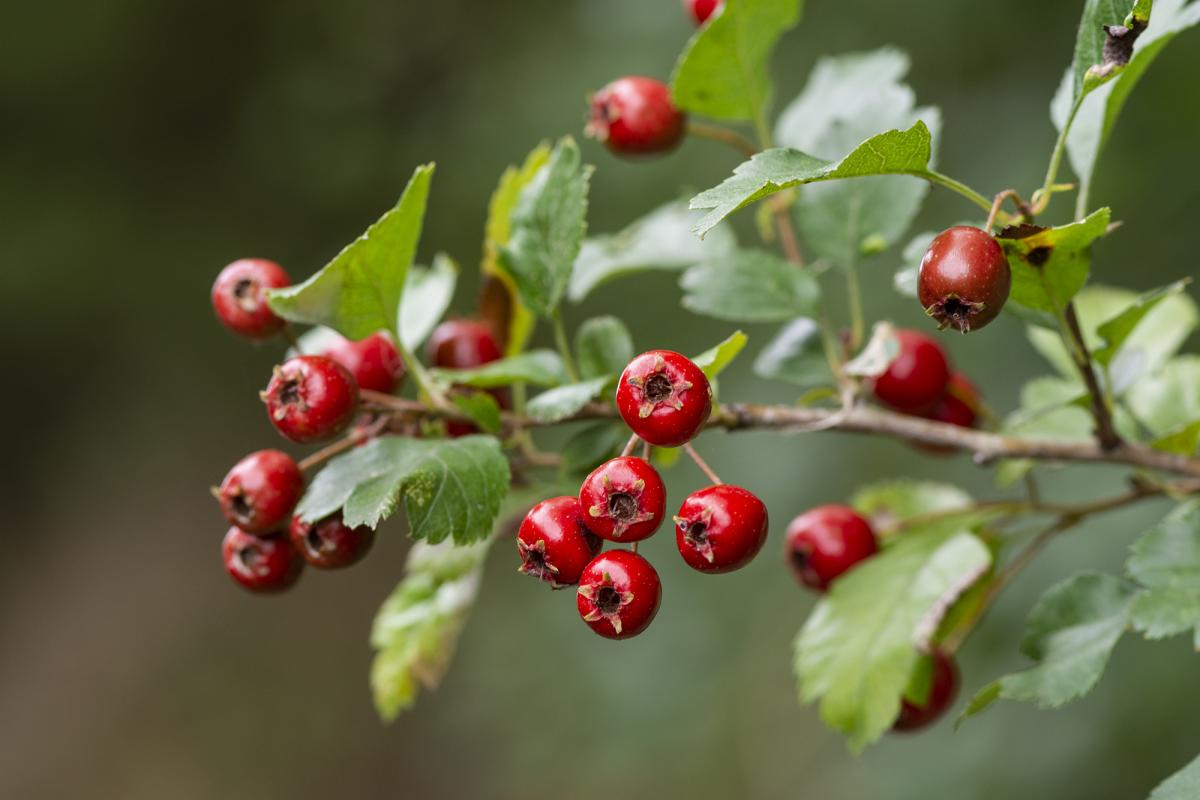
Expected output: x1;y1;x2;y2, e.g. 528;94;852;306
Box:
322;331;405;394
684;0;723;25
915;372;981;455
579;457;667;542
211;258;291;340
262;355;359;443
576;550;662;639
517;496;603;588
289;512;375;569
918;225;1011;333
586;77;685;156
784;504;878;591
894;650;960;731
217;449;305;535
871;329;950;414
427;320;506;437
616;350;712;447
222;526;303;593
675;484;769;573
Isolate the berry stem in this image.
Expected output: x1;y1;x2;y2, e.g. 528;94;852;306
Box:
298;415;390;471
918;170;996;216
620;432;640;458
392;335;450;410
685;120;758;158
551;307;581;383
844;256;865;352
683;442;722;485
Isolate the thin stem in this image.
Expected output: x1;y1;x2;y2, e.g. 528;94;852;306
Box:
641;440;651;461
920;170;995;216
686;120;758;158
551;308;580;383
773;201;806;266
620;433;640;458
298;415;389;471
845;256;865;351
1062;302;1121;450
393;335;449;409
1033;99;1081;216
683;443;722;485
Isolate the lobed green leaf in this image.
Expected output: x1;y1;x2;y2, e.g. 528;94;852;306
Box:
1149;752;1200;800
574;316;634;380
526;377;611;424
692;330;749;380
399;254;458;350
753;318;831;387
681;249;819;322
1128;501;1200;643
998;208;1111;314
1127;356;1200;452
432;350;567;389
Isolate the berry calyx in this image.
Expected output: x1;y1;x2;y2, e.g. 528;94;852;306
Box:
517;496;602;588
871;329;950;414
785;504;878;591
222;527;303;593
576;550;662;639
615;350;712;447
426;319;503;369
675;484;769;573
289;512;375;569
586;77;686;156
915;372;981;454
217;449;305;535
579;457;667;542
684;0;723;25
321;331;405;394
261;355;359;443
211;258;291;340
894;650;960;731
918;225;1011;333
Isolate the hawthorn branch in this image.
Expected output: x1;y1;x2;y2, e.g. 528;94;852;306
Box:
1063;302;1123;450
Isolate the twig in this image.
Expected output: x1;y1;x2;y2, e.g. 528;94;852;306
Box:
1063;302;1122;450
683;443;722;485
298;415;390;471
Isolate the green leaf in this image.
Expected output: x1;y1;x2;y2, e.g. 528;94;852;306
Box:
1003;377;1094;442
795;528;991;752
669;0;803;122
1128;502;1200;642
681;249;819;321
753;318;832;387
526;377;610;424
961;572;1137;721
851;480;973;531
433;350;567;389
498;137;592;318
1128;356;1200;450
560;423;626;476
449;391;502;435
997;208;1111;314
894;231;937;298
1068;0;1153;104
1094;279;1193;366
296;436;510;544
1148;752;1200;800
399;254;458;350
268;164;435;340
574;316;634;381
693;330;749;380
568;201;737;302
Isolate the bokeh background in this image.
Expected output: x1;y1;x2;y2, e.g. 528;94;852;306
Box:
3;0;1199;797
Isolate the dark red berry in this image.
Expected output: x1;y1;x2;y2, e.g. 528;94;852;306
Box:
289;512;374;569
576;550;662;639
785;504;878;591
427;319;503;369
579;457;667;543
261;355;359;443
616;350;712;447
675;484;769;573
918;226;1011;333
222;527;303;593
517;496;603;588
684;0;723;25
871;329;950;414
322;331;405;394
915;372;981;455
586;77;686;156
211;258;291;340
217;449;305;535
894;650;960;731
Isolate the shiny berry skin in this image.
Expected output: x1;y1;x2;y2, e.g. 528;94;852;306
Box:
222;527;303;593
211;258;291;340
579;457;667;542
894;650;960;731
426;319;503;369
785;504;878;591
517;496;603;588
217;449;305;535
684;0;723;24
918;226;1011;333
289;512;375;569
916;373;981;455
261;355;359;443
675;484;769;573
321;331;405;394
576;550;662;640
871;329;950;414
616;350;712;447
586;77;685;156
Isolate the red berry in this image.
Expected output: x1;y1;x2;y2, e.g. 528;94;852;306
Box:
322;331;405;394
684;0;723;25
261;355;359;443
222;527;303;593
217;449;305;535
289;512;374;569
675;484;769;573
918;226;1011;333
915;373;981;454
586;77;686;156
616;350;712;447
426;319;503;369
517;496;602;588
579;457;667;542
785;504;878;591
871;329;950;414
894;650;960;731
211;258;291;340
576;550;661;639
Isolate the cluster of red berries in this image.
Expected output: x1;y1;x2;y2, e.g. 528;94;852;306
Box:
517;350;768;639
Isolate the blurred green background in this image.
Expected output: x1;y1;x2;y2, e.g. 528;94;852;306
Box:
3;0;1199;797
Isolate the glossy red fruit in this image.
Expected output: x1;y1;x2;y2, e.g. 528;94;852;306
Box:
289;512;375;569
427;319;503;369
579;457;667;542
586;77;686;156
675;484;769;573
918;226;1011;333
261;355;359;443
217;449;305;535
517;496;603;588
916;373;981;455
894;650;960;731
222;527;303;593
871;329;950;414
684;0;723;24
785;504;878;591
211;258;291;340
322;331;405;394
576;550;662;639
616;350;712;447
